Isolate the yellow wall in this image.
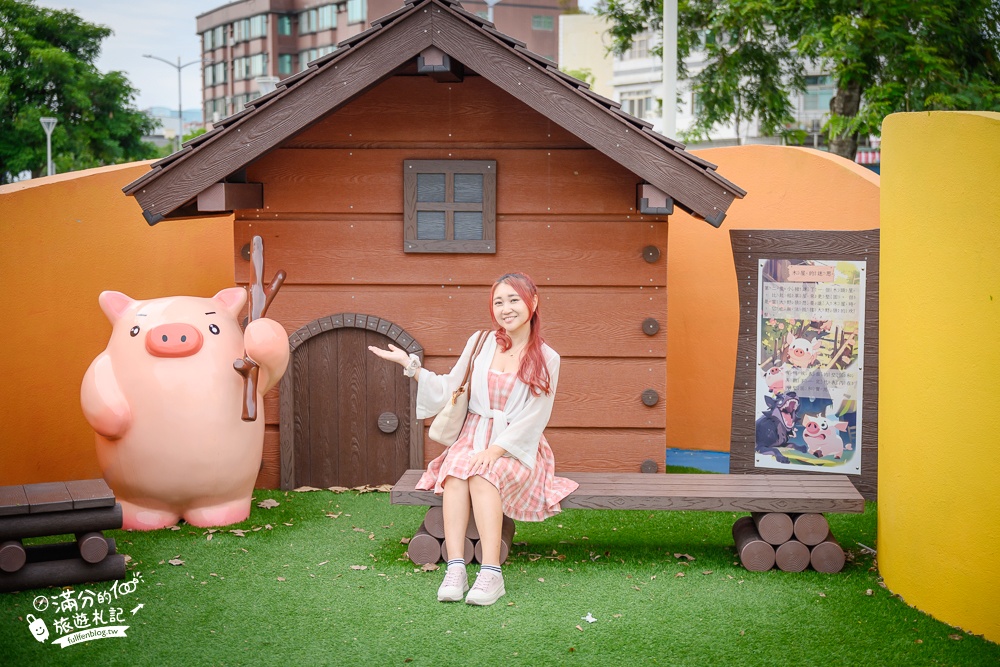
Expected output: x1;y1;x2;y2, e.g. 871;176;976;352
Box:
667;146;880;452
0;163;235;485
879;111;1000;642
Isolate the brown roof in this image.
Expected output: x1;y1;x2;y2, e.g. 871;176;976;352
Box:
124;0;745;226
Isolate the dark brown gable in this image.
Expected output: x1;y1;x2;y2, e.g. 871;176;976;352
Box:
123;0;744;226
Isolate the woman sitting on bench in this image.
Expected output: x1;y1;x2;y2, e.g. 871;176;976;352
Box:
369;272;577;605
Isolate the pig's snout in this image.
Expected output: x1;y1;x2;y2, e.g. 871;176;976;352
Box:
145;324;204;357
804;421;821;436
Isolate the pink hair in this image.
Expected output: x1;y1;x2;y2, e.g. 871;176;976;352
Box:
489;272;552;396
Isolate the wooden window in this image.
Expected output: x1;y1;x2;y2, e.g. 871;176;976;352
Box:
404;160;496;254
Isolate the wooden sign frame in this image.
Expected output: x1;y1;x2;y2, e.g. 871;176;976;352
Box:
729;230;879;500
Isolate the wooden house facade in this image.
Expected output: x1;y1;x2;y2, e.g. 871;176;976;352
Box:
124;0;745;490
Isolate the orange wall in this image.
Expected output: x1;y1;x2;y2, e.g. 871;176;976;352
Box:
666;146;880;453
0;163;235;485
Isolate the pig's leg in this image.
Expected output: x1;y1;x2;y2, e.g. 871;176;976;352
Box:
183;498;252;528
121;501;181;531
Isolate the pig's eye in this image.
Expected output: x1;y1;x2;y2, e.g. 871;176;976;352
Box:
208;324;220;335
820;423;828;430
129;326;140;337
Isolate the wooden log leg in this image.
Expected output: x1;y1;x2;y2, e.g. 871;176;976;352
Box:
473;515;515;565
792;513;830;546
752;512;793;545
0;554;126;593
466;511;479;540
423;506;445;539
732;516;775;572
775;540;810;572
463;537;475;565
0;504;123;541
406;524;443;566
810;532;846;573
0;540;26;573
77;532;110;564
26;538;117;564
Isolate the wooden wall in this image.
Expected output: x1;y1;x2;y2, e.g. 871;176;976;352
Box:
240;75;669;488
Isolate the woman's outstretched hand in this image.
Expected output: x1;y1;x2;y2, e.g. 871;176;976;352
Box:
367;343;410;367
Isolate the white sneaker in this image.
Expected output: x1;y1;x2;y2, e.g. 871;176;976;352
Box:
465;570;505;606
437;566;469;602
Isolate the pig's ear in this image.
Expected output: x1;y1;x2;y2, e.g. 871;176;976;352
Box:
98;291;135;324
213;287;247;318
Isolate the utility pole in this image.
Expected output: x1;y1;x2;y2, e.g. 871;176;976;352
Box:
662;0;678;137
143;54;204;153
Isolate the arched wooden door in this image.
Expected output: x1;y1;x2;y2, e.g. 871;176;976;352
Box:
279;314;423;489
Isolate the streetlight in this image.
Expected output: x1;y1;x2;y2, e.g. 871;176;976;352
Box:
39;117;57;176
143;54;204;153
484;0;501;22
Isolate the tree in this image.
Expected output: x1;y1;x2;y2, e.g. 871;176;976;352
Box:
596;0;1000;158
0;0;158;182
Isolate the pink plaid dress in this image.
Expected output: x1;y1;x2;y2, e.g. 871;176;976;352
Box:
416;369;578;521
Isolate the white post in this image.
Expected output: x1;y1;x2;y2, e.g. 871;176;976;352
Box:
485;0;501;23
40;117;57;176
662;0;678;137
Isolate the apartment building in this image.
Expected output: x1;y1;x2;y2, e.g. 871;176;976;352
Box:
197;0;575;124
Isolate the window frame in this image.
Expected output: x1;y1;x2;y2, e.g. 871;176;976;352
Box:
403;159;497;254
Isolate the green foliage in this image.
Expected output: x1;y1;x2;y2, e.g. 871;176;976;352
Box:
153;127;208;159
561;67;596;87
0;0;158;183
595;0;1000;155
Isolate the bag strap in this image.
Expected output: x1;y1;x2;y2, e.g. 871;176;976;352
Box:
458;330;489;389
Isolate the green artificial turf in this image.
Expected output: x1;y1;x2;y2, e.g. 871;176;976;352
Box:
1;489;997;666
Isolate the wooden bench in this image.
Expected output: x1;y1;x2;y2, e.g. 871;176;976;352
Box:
391;469;865;572
0;479;126;593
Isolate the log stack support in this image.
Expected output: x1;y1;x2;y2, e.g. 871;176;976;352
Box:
735;511;845;573
0;479;126;593
406;506;516;566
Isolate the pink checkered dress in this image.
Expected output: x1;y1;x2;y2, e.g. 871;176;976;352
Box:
416;369;578;521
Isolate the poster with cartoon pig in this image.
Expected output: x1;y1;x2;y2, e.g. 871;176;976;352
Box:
80;287;288;530
753;258;865;474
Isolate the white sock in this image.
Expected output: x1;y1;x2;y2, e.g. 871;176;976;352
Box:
480;564;502;577
446;558;466;571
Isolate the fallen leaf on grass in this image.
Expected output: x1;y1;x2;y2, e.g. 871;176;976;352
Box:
318;561;329;566
632;586;641;591
914;639;923;644
257;499;280;509
169;526;181;531
702;571;714;575
230;529;246;537
293;486;324;492
674;553;695;561
818;592;826;598
350;565;368;571
421;563;439;572
168;558;184;566
353;527;368;533
949;634;963;641
327;512;343;519
206;534;213;541
277;577;286;582
575;625;584;632
675;572;685;578
538;578;545;583
400;537;411;545
328;486;350;493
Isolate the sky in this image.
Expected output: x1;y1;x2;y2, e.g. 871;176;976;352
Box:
33;0;600;116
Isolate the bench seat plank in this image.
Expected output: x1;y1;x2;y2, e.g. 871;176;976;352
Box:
391;469;865;514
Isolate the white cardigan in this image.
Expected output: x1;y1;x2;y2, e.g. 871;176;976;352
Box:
416;331;560;470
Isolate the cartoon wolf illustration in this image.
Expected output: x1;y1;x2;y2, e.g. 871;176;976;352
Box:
755;391;804;464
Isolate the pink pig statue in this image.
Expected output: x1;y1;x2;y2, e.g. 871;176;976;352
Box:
80;288;289;530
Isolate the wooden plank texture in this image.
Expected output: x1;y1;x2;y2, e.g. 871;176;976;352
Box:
23;482;73;514
728;230;879;501
65;479;116;510
265;357;666;428
287;76;588;149
233;218;667;287
246;148;646;216
391;469;865;513
0;486;29;517
253;285;667;358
